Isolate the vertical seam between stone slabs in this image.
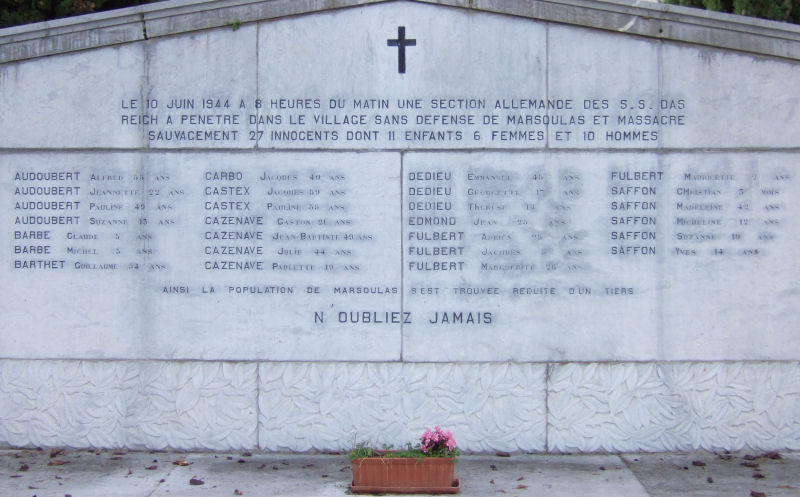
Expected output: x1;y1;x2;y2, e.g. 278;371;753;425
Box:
140;41;153;357
545;21;550;150
141;26;150;151
255;18;261;151
656;37;665;360
544;16;551;454
253;21;266;450
400;151;405;362
255;362;261;450
544;362;550;453
140;11;148;40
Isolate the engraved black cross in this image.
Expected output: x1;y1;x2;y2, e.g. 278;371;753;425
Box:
387;26;416;74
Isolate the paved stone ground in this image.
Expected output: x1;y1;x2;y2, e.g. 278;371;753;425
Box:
0;448;797;496
624;451;800;497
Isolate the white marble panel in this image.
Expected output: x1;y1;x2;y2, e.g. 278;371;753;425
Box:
0;153;147;360
660;42;800;149
258;362;547;453
0;44;144;149
139;24;259;149
660;153;800;360
547;23;661;149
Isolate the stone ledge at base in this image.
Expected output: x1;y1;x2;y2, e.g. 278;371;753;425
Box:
1;359;798;453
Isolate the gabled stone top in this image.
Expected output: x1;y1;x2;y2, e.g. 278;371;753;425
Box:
2;0;800;63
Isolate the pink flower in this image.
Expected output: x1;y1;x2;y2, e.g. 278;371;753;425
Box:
419;426;457;455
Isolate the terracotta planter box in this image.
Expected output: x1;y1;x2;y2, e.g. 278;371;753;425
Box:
351;456;459;494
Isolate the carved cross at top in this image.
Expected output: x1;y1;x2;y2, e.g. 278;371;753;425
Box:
387;26;416;74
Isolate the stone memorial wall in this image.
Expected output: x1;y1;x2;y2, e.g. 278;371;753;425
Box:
1;0;799;452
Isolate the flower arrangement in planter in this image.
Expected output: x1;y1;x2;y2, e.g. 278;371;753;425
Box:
349;426;460;494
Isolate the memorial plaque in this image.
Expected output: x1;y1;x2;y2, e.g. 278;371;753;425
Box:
1;0;799;365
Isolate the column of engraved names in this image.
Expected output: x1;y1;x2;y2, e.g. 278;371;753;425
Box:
482;166;591;297
406;170;463;277
470;169;528;281
406;168;495;325
11;171;79;271
609;169;661;257
405;168;463;319
204;170;262;272
671;168;791;258
88;172;141;272
262;169;374;278
604;169;661;297
10;167;186;275
194;166;384;297
404;165;596;307
406;169;463;311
